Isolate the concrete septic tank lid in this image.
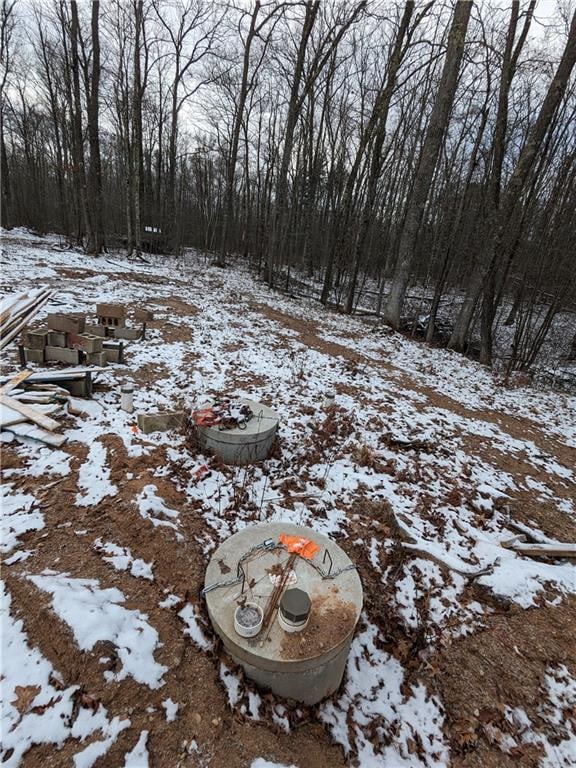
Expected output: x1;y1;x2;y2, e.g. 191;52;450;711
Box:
204;522;363;674
195;399;279;465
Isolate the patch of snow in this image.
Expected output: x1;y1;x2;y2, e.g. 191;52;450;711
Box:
162;698;179;722
75;442;118;507
158;593;181;608
1;582;130;768
94;539;154;581
4;550;34;565
179;603;213;651
320;619;449;767
220;661;241;707
1;485;43;553
478;556;576;608
122;730;149;767
27;572;166;688
136;485;180;533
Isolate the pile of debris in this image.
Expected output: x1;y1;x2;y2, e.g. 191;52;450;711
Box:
192;399;254;430
19;304;153;367
0;368;103;447
0;288;55;351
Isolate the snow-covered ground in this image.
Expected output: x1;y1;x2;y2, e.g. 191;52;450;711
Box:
1;229;575;767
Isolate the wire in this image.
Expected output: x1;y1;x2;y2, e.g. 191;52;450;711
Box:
202;539;357;596
201;539;280;595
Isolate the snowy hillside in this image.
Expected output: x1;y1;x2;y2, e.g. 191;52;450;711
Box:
1;230;575;768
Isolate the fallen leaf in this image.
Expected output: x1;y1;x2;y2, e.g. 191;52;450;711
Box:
12;685;41;713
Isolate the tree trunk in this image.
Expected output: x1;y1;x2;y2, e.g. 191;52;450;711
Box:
85;0;105;254
267;0;319;287
384;0;471;328
219;0;261;266
476;6;576;361
344;1;415;314
132;0;144;254
70;1;90;245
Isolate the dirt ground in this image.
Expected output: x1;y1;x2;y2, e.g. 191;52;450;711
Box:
2;244;575;768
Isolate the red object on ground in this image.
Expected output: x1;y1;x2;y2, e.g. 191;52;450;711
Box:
279;534;320;560
193;464;210;481
192;408;219;426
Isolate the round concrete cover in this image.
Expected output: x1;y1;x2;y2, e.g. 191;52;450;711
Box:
280;588;311;623
204;522;363;672
197;399;279;445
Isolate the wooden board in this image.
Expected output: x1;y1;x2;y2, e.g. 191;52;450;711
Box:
0;370;33;396
5;421;67;447
0;367;106;384
0;395;61;432
0;402;60;428
511;542;576;559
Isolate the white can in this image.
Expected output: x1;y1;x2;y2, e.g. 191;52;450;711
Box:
234;602;263;638
121;384;134;413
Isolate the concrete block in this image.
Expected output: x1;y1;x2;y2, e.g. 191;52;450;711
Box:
68;333;103;354
47;314;85;334
103;343;123;363
113;327;141;341
98;316;126;328
84;324;107;337
45;345;81;365
23;329;49;349
24;347;45;364
60;378;90;397
137;411;187;435
86;351;107;366
96;303;125;319
47;330;68;347
135;308;154;322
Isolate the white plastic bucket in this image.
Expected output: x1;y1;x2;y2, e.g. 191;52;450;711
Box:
234;602;263;638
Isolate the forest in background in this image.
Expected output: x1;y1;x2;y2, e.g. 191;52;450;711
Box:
1;0;575;373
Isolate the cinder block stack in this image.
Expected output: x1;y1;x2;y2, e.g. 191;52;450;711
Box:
22;313;106;366
87;303;143;341
21;303;153;366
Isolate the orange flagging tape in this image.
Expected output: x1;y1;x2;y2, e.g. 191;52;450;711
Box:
279;534;320;560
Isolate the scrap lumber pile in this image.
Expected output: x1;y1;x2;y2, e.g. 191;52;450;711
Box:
0;367;105;446
0;371;67;447
0;288;55;351
0;366;105;399
501;534;576;559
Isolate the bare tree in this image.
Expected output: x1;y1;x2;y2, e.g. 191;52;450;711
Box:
1;0;17;227
384;0;472;328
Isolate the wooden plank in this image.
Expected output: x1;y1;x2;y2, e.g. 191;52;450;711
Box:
0;402;60;428
0;366;106;384
0;291;53;350
5;421;67;447
0;394;61;432
510;542;576;559
0;370;33;396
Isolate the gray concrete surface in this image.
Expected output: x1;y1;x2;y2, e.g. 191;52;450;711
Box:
195;399;279;465
204;521;363;704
